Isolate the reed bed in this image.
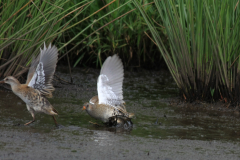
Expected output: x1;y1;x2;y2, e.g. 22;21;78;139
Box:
0;0;162;81
0;0;91;79
133;0;240;103
59;0;161;68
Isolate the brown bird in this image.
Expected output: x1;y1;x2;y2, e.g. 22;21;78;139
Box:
83;55;134;126
0;43;59;126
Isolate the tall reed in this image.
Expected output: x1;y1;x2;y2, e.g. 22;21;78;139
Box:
59;0;161;68
1;0;135;79
133;0;240;103
0;0;90;79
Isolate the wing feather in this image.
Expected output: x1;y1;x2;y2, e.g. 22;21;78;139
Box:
97;55;124;109
26;42;58;98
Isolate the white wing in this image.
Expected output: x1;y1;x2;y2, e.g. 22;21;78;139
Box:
27;42;58;97
97;55;124;108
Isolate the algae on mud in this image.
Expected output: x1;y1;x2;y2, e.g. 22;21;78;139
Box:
0;67;240;159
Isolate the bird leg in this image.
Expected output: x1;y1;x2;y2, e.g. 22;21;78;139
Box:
24;106;36;126
89;121;101;126
52;116;59;127
24;113;35;126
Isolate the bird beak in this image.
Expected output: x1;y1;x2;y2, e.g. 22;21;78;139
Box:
0;80;5;83
82;106;86;110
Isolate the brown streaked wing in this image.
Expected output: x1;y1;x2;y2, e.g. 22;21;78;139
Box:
26;42;58;98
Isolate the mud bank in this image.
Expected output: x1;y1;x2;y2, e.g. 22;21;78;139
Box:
0;127;240;160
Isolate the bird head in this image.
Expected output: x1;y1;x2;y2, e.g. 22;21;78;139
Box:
82;102;94;112
0;76;20;87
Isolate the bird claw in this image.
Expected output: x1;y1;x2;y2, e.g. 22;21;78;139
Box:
89;121;101;126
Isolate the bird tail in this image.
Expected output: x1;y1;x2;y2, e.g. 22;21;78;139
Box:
49;107;58;115
128;112;134;118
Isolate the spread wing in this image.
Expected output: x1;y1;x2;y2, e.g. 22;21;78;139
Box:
26;42;58;98
97;55;125;110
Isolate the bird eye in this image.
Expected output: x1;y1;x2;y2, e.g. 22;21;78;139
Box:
86;104;89;108
5;78;8;81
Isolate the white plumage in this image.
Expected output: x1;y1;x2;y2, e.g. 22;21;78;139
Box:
97;55;124;108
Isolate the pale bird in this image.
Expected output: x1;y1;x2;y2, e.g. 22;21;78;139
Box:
0;42;59;126
83;55;134;126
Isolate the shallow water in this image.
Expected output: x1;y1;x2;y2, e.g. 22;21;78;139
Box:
1;68;240;141
1;67;240;159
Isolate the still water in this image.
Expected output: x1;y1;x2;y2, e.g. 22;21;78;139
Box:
0;67;240;141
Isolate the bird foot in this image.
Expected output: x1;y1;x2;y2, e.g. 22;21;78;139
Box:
24;120;35;126
89;121;101;126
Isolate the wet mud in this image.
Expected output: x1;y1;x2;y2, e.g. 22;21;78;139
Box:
0;67;240;159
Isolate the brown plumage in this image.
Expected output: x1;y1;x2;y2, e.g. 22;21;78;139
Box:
0;43;58;126
83;55;134;126
83;96;134;124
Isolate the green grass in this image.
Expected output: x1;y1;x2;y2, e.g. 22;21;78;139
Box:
0;0;92;79
2;0;240;104
0;0;164;80
56;0;163;68
133;0;240;103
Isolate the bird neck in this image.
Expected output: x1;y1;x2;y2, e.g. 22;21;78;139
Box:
9;80;21;90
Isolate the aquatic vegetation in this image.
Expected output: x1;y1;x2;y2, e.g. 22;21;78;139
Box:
0;0;84;79
0;0;161;81
60;0;161;68
133;0;240;103
0;0;135;79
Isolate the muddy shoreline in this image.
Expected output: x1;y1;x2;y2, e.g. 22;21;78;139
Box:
1;127;240;160
0;67;240;159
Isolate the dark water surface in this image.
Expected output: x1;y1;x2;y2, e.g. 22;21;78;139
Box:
0;67;240;159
